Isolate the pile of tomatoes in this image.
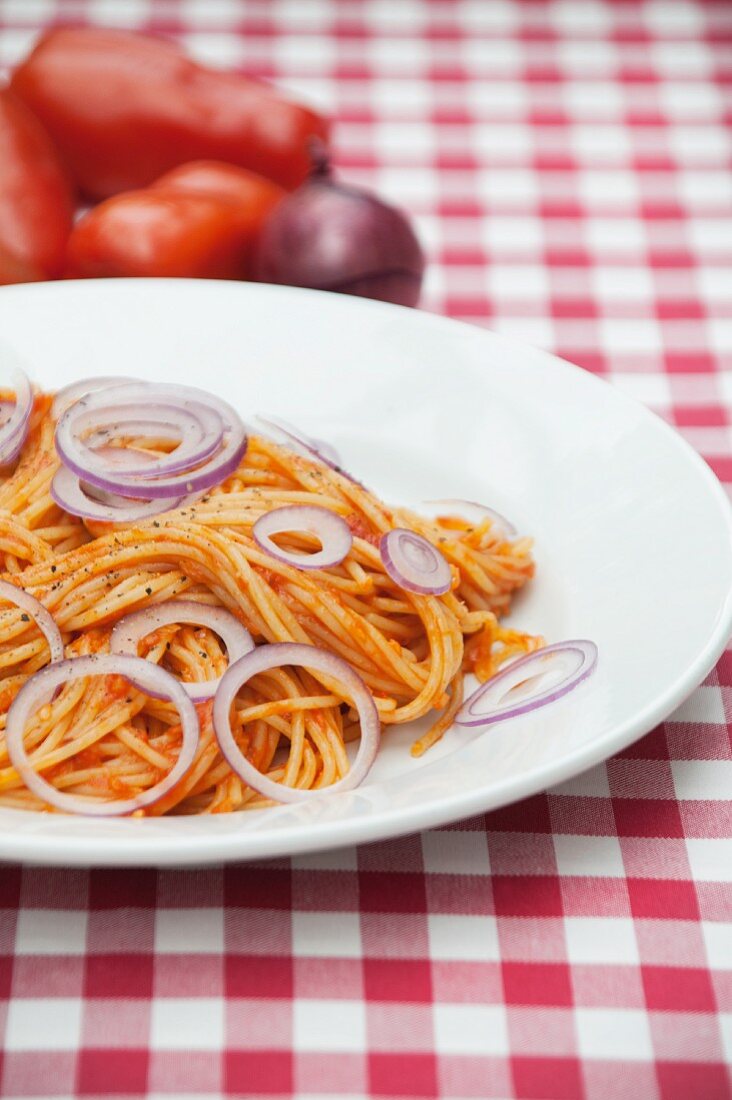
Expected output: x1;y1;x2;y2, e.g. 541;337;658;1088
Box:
0;27;328;285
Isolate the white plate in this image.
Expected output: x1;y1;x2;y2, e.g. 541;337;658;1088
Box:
0;279;730;867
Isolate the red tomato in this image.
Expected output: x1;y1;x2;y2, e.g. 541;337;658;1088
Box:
11;28;329;199
150;162;284;277
0;91;74;280
65;190;258;280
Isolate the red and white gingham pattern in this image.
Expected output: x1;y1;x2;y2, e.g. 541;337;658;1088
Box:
0;1;731;1097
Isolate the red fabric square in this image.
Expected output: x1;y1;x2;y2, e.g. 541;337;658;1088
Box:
225;955;293;998
511;1056;584;1100
485;794;552;833
225;1051;293;1095
369;1053;438;1097
502;963;573;1007
0;955;13;998
224;868;291;909
0;868;22;909
77;1049;149;1095
612;799;684;838
656;1062;731;1100
492;876;563;918
642;966;717;1012
627;878;700;920
359;872;427;913
84;954;154;998
616;725;670;760
363;959;433;1003
87;870;157;909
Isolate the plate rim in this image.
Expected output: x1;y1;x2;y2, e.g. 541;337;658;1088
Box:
0;278;730;866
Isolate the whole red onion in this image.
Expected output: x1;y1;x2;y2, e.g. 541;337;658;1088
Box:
253;146;425;307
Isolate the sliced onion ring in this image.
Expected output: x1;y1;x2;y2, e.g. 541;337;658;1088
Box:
253;506;353;571
456;640;598;728
5;653;200;816
380;528;452;595
256;414;341;468
213;642;380;804
256;414;366;487
110;599;254;701
0;580;63;663
56;398;222;482
0;367;33;465
425;499;517;539
51;465;184;522
55;381;247;497
51;376;139;420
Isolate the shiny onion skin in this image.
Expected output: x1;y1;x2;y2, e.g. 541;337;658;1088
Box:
10;28;330;198
254;150;425;307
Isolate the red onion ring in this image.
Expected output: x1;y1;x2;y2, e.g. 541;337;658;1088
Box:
56;397;222;483
256;414;365;487
256;415;341;468
380;528;452;595
51;376;139;419
456;640;598;728
0;579;63;664
55;381;247;498
425;499;517;539
0;368;33;465
51;465;185;522
110;599;254;701
212;642;380;803
253;506;353;571
5;653;200;816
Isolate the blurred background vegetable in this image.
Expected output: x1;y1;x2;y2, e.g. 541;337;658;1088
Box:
254;147;425;307
10;27;329;197
0;90;73;282
0;26;425;306
66;189;260;280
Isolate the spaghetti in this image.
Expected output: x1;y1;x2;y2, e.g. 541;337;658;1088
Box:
0;386;540;814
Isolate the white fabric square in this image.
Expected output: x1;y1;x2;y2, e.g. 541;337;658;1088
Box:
292;911;362;958
586;218;646;253
293;999;366;1052
672;760;732;800
701;921;732;970
428;914;500;961
482;215;544;251
433;1003;508;1055
15;909;88;955
685;839;732;883
580;168;639;206
87;0;148;25
565;918;639;965
155;908;224;953
553;835;625;878
575;1008;653;1060
421;830;489;874
669;686;726;725
6;998;82;1051
151;998;224;1051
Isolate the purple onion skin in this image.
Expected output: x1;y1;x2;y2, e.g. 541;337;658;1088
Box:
254;160;425;308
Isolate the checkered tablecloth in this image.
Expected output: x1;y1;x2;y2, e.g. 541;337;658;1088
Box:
0;1;731;1097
